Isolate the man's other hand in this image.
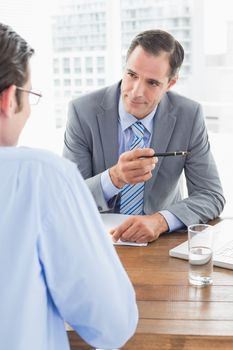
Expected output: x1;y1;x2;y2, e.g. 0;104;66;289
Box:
110;213;169;243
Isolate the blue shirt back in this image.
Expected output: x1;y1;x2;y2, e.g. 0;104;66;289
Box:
0;147;138;350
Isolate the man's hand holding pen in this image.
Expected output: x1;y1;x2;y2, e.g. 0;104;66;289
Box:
109;148;157;189
109;147;189;189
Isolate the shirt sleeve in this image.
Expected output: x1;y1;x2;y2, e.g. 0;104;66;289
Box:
101;169;121;202
37;161;138;349
159;210;186;232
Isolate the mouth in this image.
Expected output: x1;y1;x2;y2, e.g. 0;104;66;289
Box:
128;99;146;105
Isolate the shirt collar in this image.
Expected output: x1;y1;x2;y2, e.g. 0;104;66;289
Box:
118;96;157;134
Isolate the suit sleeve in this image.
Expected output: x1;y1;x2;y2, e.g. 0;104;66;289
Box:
63;101;112;212
166;104;225;226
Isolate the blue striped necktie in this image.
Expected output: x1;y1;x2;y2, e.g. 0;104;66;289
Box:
120;121;145;215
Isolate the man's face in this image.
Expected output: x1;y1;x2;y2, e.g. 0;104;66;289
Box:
121;45;177;119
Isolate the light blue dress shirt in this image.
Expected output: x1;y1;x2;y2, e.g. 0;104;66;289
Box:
0;147;138;350
101;97;185;232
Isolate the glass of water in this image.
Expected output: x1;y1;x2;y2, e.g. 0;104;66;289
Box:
188;224;213;286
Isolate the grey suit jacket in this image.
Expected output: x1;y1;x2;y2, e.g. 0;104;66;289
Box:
63;82;225;227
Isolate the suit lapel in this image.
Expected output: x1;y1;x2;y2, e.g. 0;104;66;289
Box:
145;93;177;196
97;83;120;169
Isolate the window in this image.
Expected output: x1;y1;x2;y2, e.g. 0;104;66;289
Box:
64;90;71;97
74;79;82;86
53;58;60;74
54;79;60;86
97;78;105;86
64;79;71;86
86;79;93;86
86;67;93;73
63;58;70;74
73;57;81;73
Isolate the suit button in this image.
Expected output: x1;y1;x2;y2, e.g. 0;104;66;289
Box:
98;206;102;211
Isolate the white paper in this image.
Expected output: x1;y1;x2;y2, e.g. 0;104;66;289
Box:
101;213;148;247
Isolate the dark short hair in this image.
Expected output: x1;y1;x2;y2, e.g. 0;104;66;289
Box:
126;29;184;79
0;23;34;104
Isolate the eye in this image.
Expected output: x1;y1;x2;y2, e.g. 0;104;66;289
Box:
127;71;137;79
149;80;160;87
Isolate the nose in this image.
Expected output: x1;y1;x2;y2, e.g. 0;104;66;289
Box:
131;80;144;98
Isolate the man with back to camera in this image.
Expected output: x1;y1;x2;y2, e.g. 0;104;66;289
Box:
0;23;138;350
63;29;225;244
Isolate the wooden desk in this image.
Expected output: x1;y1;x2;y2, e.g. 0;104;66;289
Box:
68;230;233;350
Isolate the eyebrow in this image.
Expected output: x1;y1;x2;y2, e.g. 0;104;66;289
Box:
126;69;164;86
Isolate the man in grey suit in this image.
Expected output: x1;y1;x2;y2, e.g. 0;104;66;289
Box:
63;29;225;243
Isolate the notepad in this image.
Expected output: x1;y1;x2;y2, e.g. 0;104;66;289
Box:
101;213;148;247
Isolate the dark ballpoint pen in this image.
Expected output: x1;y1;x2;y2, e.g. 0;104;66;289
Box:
144;151;190;158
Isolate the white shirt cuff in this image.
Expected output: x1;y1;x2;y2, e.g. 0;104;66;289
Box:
101;170;121;202
159;210;186;232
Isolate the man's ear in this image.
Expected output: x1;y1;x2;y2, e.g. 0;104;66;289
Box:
166;76;178;91
0;85;17;118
